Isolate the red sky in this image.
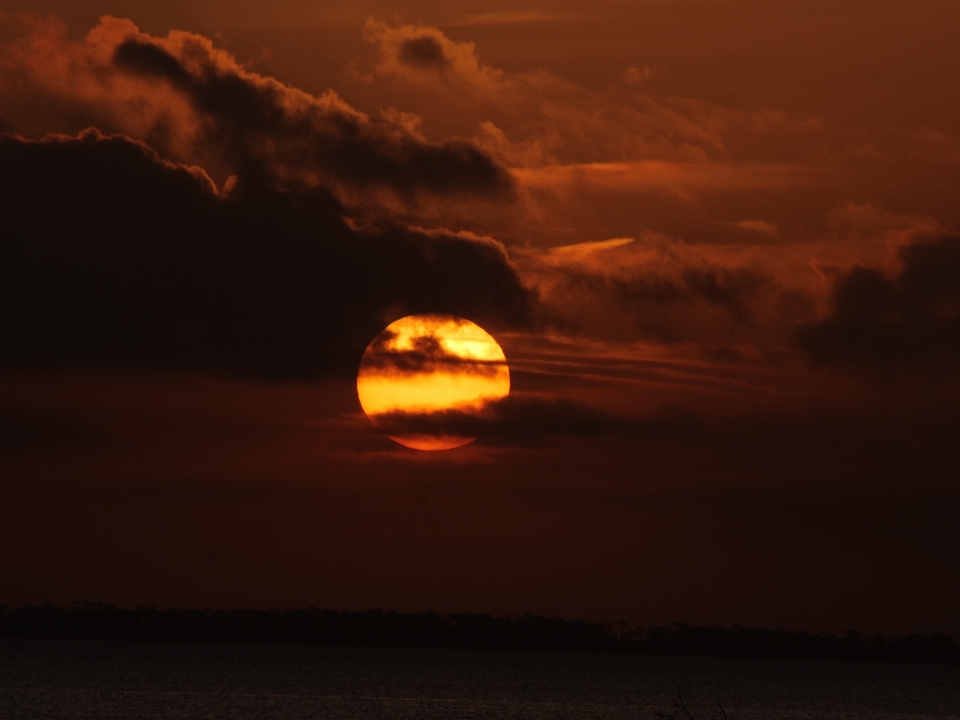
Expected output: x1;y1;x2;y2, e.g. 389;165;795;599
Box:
1;0;959;637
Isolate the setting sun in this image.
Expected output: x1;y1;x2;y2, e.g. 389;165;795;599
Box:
357;315;510;450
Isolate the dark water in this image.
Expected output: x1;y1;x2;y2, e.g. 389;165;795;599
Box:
2;639;958;719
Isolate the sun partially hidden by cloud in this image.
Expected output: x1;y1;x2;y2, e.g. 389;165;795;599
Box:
356;315;510;450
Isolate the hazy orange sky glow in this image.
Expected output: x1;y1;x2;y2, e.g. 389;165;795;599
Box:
2;1;959;638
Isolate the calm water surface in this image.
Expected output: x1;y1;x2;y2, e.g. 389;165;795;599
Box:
2;639;958;719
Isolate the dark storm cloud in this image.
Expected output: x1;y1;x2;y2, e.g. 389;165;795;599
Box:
798;234;960;375
371;395;702;445
360;329;506;376
110;37;508;198
0;131;532;379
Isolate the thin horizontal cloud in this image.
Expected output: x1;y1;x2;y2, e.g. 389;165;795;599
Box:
512;161;809;199
448;11;564;27
546;237;635;259
728;220;779;236
359;329;507;377
368;393;703;446
500;334;809;414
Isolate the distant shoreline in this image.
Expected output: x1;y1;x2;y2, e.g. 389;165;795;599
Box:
2;604;957;665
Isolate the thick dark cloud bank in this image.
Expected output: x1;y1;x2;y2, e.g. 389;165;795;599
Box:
0;131;530;379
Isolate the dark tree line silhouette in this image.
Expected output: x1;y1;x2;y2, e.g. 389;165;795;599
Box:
1;604;957;664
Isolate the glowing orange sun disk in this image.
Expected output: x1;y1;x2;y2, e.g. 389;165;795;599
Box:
356;314;510;450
